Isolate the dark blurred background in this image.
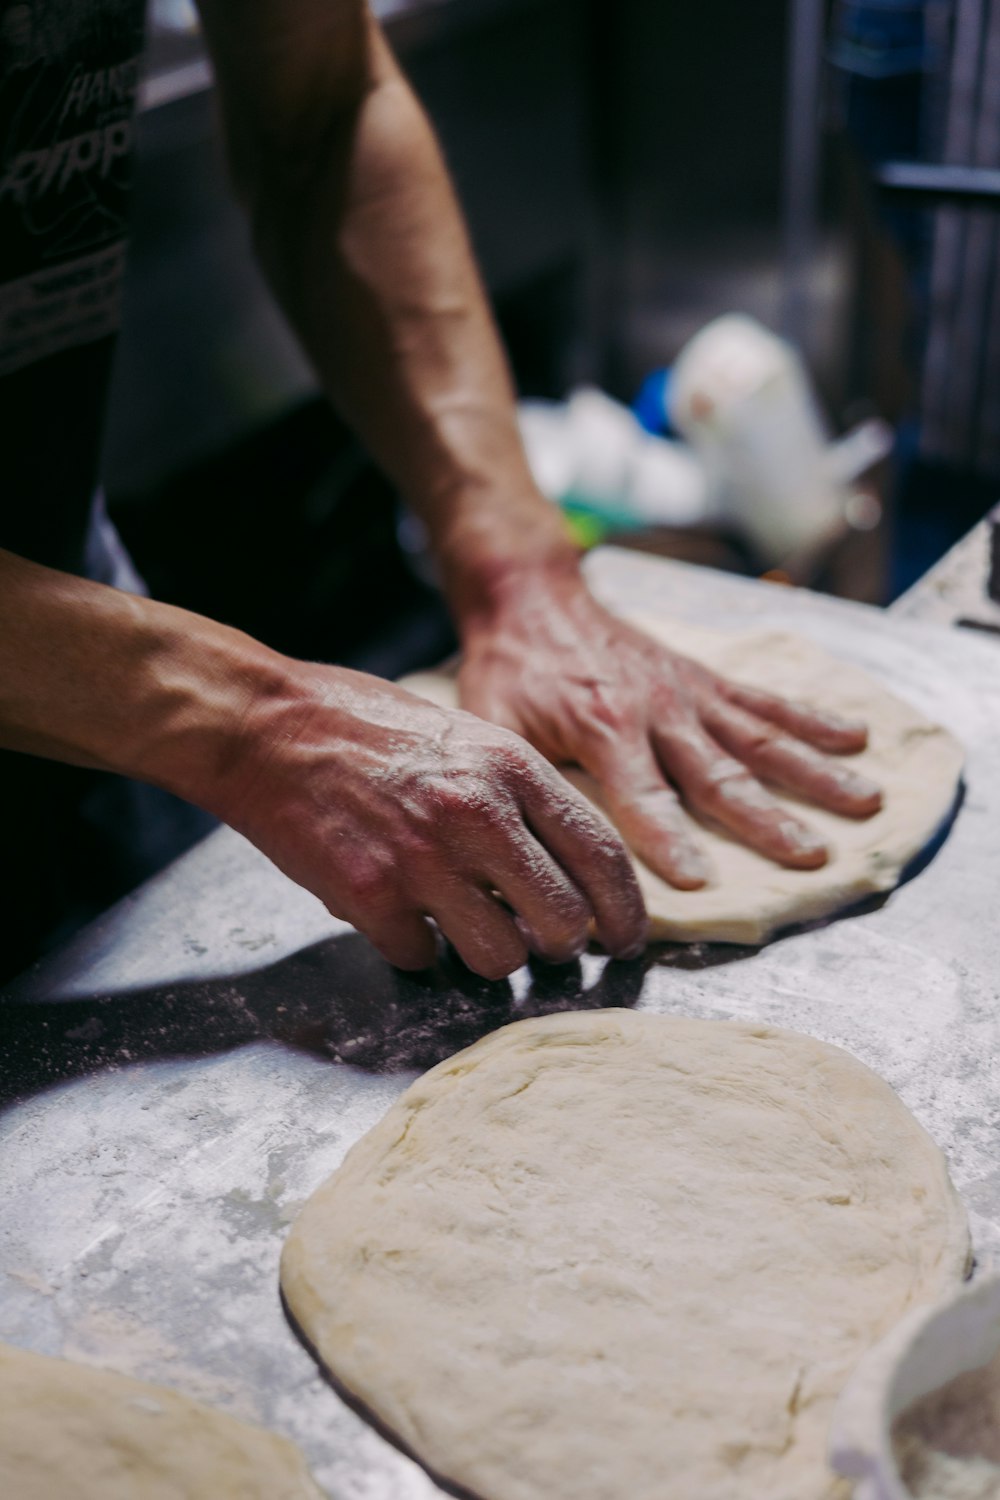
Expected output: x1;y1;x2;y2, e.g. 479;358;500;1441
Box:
6;0;997;979
103;0;1000;668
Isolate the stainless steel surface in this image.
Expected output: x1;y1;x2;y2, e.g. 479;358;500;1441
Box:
3;546;1000;1498
894;518;1000;635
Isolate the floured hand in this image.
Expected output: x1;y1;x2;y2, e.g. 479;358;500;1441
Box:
458;570;882;889
217;662;646;977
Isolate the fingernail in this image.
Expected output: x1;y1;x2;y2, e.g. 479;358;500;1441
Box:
818;711;865;735
783;820;827;857
675;845;712;883
665;838;711;888
833;766;881;799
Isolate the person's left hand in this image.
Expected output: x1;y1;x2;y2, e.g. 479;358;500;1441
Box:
458;568;882;889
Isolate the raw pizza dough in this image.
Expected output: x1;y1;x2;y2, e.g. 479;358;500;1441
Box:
0;1341;324;1499
402;617;964;943
282;1010;969;1500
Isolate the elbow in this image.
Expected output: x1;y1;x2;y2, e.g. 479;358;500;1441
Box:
220;7;382;209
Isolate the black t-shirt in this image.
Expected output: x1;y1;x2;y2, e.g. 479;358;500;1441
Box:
0;3;221;987
0;0;146;572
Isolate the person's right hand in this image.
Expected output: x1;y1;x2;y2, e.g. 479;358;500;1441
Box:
215;663;647;979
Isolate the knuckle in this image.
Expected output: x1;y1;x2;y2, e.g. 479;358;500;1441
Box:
632;782;682;816
697;784;729;816
535;881;589;935
655;715;706;759
540;917;590;962
343;852;398;911
483;731;534;781
430;774;486;822
397;826;439;865
556;880;592;924
588;824;634;875
697;770;738;809
475;937;528;981
737;714;780;752
582;803;635;863
703;768;771;816
434;774;473;822
396;802;446;862
456;780;507;830
573;689;634;743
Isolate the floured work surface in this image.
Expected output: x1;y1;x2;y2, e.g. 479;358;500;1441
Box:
283;1011;969;1500
403;618;964;945
2;550;999;1500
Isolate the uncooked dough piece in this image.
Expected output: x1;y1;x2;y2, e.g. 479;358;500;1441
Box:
282;1010;969;1500
402;618;964;943
0;1341;325;1500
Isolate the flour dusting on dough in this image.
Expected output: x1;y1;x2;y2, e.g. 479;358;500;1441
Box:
282;1010;969;1500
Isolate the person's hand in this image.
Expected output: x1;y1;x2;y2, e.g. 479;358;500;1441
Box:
215;662;646;978
458;568;882;888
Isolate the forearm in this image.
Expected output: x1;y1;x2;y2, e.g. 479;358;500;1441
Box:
0;549;285;810
0;554;644;975
202;5;578;627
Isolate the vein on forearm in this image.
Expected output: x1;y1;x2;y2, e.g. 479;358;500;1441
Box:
208;10;572;609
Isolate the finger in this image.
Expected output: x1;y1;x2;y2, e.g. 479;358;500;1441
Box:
351;908;439;971
568;729;711;893
484;837;592;964
701;701;882;818
717;680;869;754
653;719;829;869
517;763;649;958
429;886;529;980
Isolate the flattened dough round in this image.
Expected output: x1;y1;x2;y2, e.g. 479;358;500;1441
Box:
0;1342;324;1499
402;618;964;944
282;1010;969;1500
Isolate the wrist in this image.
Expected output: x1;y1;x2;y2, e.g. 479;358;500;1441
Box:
91;600;296;820
0;553;278;805
188;651;374;838
144;626;317;828
440;502;584;640
40;572;299;820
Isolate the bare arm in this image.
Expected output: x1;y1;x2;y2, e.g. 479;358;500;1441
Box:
194;0;569;617
0;5;871;982
195;0;881;880
0;549;644;974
